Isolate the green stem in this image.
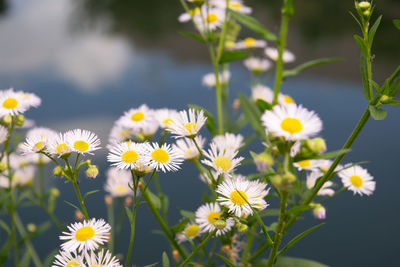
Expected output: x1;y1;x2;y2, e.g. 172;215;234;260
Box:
178;231;216;267
107;200;115;253
209;44;224;135
191;137;217;185
242;223;256;264
125;174;138;267
14;213;42;267
192;159;217;198
272;0;292;105
266;191;289;267
363;22;373;99
71;179;89;220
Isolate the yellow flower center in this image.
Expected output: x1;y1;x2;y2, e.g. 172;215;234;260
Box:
189;8;200;16
163;118;174;126
122;150;139;163
230;190;248;206
207;13;218;23
283;95;295;104
184;122;198;135
56;143;68;153
350;175;363;187
243;37;256;47
75;226;95;241
151;148;169;163
280;117;303;134
296;160;311;168
115;185;128;194
229;3;242;9
66;260;80;267
74;140;89;152
131;112;145;122
34;141;45;150
3;98;18;109
120;129;131;139
207;211;220;224
213;156;232;172
185;224;200;237
89;265;101;267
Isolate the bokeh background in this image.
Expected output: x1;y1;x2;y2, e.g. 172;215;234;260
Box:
0;0;399;266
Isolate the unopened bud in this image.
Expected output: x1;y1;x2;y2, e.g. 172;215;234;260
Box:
15;115;25;126
191;0;205;7
86;165;99;179
238;223;248;233
75;210;84;221
2;115;12;125
313;204;326;220
379;95;392;104
124;196;133;207
50;187;60;198
221;245;231;254
27;223;36;233
172;250;179;262
53;166;64;177
225;40;235;50
363;10;370;17
232;98;240;111
0;162;7;172
213;219;227;229
358;1;371;10
271;172;296;191
105;194;113;206
254;152;274;171
305;137;327;155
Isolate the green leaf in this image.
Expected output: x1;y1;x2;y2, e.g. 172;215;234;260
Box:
354;34;368;57
393;19;400;30
216;254;236;267
368;15;382;47
360;53;371;100
387;100;400;106
162;252;170;267
0;220;10;234
20;248;31;267
125;207;133;221
370;80;382;94
147;190;161;210
63;200;80;212
369;105;387;120
294;148;350;161
286;205;312;217
255;99;273;112
219;50;247;64
254;257;329;267
171;218;189;235
143;262;159;267
179;31;205;43
83;189;99;201
0;236;12;265
277;223;325;257
180;210;196;221
238;93;267;140
283;58;342;78
229;10;277;41
188;104;217;136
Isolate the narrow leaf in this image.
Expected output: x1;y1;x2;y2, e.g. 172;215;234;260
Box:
283;58;342;78
216;254;236;267
369;105;387;120
229;10;277;41
147;190;161;210
125;207;133;221
286;205;312;217
83;189;99;201
162;252;170;267
219;50;247;64
0;220;10;234
143;262;159;267
393;19;400;30
277;223;325;257
387;100;400;106
63;200;80;212
188;104;217;136
238;93;267;140
294;148;350;161
255;99;273;112
171;219;189;235
368;15;382;47
353;34;368;57
180;210;196;221
179;31;205;43
360;53;371;100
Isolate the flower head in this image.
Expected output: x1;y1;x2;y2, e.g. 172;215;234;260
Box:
0;89;29;116
235;37;267;49
65;129;101;155
195;202;235;236
107;141;146;170
21;127;57;154
243;57;271;73
177;223;201;243
167;109;206;138
338;164;375;196
306;170;335;196
173;136;205;160
52;250;83;267
83;249;122;267
202;70;231;88
142;143;183;172
104;168;134;198
202;143;243;176
265;47;295;63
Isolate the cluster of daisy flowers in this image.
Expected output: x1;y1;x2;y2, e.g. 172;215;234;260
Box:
53;218;122;267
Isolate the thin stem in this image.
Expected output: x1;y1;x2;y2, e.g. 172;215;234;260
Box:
363;22;374;99
178;231;216;267
208;44;224;134
192;159;217;198
107;200;115;253
266;191;289;267
125;173;138;267
191;137;217;185
14;213;42;267
71;179;89;220
241;223;256;264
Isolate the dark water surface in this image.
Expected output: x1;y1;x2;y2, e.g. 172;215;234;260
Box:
0;0;399;266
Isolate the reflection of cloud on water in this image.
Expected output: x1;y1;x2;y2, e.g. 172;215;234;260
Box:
0;0;131;92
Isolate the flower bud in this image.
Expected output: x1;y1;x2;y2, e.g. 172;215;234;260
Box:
49;187;60;198
105;194;113;206
379;95;392;104
86;165;99;179
27;223;36;233
213;219;227;229
0;162;7;172
15;115;25;127
172;250;179;263
53;166;64;177
357;1;371;10
232;98;240;111
254;152;274;172
2;115;12;125
75;210;84;221
313;204;326;220
238;223;248;233
304;137;327;155
124;196;133;207
271;172;296;191
191;0;205;7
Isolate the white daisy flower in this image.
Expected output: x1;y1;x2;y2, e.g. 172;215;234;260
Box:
317;159;342;173
173;135;206;160
117;105;156;130
261;104;323;141
0;125;8;144
83;249;122;267
47;133;71;157
9;153;30;169
59;218;111;252
216;176;269;217
294;159;323;171
142;143;183;172
195;7;225;32
13;166;35;187
65;129;101;155
202;143;243;176
306;170;335;196
243;57;271;73
0;89;28;116
195;202;235;236
104;168;134;198
212;0;252;14
18;91;41;108
212;132;244;152
155;108;180;129
21;127;57;154
278;93;296;106
0;175;9;188
178;7;201;23
108;123;134;146
265;47;295;63
176;223;201;243
135;121;159;139
235;37;267;49
202;70;231;88
52;250;83;267
167;109;207;138
107;141;145;170
290;140;301;157
338;164;375;196
251;85;274;103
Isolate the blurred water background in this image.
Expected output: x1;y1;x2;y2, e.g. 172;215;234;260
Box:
0;0;399;266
